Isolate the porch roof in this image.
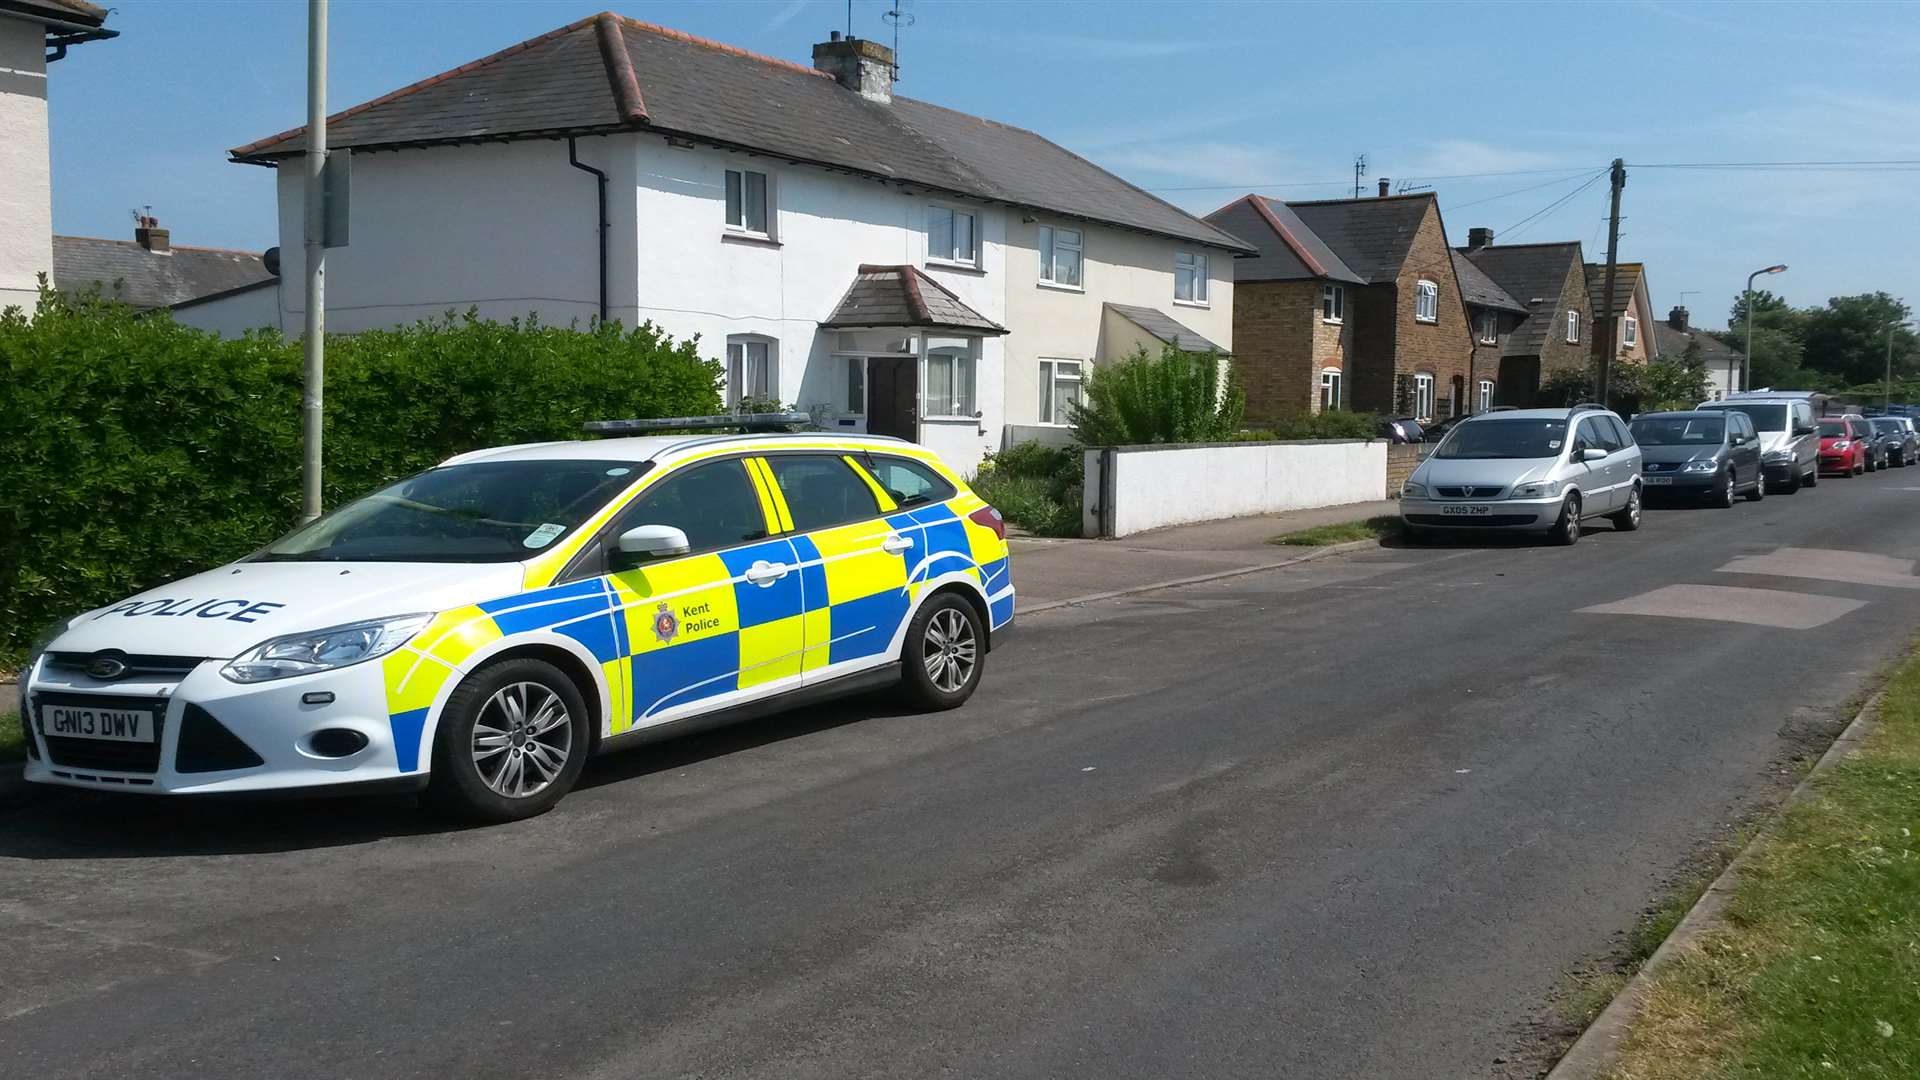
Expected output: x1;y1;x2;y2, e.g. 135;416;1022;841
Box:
820;265;1007;336
1105;303;1227;354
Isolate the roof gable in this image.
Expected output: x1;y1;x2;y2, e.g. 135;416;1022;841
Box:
231;13;1250;254
1451;249;1526;313
1584;262;1646;319
1283;194;1436;283
1202;196;1363;284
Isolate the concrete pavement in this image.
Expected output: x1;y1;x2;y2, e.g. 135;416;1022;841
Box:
6;476;1920;1078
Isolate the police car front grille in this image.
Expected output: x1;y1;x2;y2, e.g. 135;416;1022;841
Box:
32;692;168;774
44;652;205;680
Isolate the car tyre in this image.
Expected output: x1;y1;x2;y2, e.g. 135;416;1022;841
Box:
899;591;986;711
1610;485;1643;531
1781;464;1802;493
427;657;591;823
1745;468;1767;501
1547;493;1581;546
1803;460;1817;487
1715;469;1737;508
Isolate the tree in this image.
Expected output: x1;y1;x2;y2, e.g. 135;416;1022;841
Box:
1641;339;1710;410
1800;292;1915;386
1728;289;1794;329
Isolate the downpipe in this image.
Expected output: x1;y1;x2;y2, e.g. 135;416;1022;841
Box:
567;137;609;324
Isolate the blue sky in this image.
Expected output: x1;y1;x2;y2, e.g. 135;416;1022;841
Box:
46;0;1920;329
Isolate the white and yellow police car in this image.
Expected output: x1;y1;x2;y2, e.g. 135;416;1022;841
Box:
20;419;1015;820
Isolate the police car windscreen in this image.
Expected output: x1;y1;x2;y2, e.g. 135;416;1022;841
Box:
1434;419;1568;459
257;460;647;562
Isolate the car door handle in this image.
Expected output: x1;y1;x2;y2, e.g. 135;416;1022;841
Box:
743;561;789;587
880;534;915;555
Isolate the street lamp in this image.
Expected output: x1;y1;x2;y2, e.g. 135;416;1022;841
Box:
1742;264;1787;392
1887;319;1913;411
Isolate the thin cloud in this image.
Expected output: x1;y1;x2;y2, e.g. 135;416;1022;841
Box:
1006;32;1224;60
765;0;809;32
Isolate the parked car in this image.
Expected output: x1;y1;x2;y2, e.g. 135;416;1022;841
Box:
1380;416;1425;443
1860;420;1891;471
1818;415;1872;477
1630;410;1765;506
1400;405;1643;545
1696;392;1820;492
1868;416;1914;467
20;425;1015;821
1419;407;1514;443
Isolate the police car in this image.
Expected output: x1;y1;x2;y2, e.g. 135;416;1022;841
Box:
19;419;1015;821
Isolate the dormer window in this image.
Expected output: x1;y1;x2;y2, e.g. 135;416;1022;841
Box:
1477;312;1497;344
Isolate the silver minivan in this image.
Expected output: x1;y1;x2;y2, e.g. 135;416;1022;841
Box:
1400;405;1643;545
1695;392;1821;492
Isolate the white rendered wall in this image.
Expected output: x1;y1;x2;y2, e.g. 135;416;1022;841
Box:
171;283;282;337
1086;440;1386;537
0;19;52;314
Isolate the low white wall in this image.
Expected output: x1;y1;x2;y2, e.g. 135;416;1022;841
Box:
1084;439;1387;537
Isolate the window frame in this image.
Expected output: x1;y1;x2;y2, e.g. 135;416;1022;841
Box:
1623;315;1639;346
723;168;773;238
1566;309;1582;343
725;334;778;408
1477;311;1498;345
923;337;979;419
1319;367;1342;412
760;453;886;534
1174;250;1209;305
1414;279;1439;324
571;456;776;580
1413;372;1436;422
926;203;979;268
1038;358;1084;426
861;453;958;510
1037;224;1084;290
1322;284;1344;324
1477;378;1495;413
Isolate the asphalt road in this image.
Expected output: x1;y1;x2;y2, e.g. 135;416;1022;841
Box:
9;468;1920;1079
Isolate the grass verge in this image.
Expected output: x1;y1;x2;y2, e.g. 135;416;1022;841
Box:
0;712;22;764
1601;651;1920;1079
1268;515;1402;547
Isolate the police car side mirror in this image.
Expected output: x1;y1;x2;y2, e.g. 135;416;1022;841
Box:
617;525;690;560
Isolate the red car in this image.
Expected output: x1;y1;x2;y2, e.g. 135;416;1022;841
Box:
1818;415;1870;476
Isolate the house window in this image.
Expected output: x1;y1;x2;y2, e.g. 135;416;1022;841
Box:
1175;251;1208;304
1038;225;1082;287
925;338;977;417
1624;315;1639;346
1322;284;1344;323
1566;310;1581;343
1477;378;1495;412
1415;280;1439;323
726;335;776;406
1038;359;1083;424
1413;373;1435;421
1320;368;1342;411
844;357;865;414
927;205;977;266
1477;311;1497;345
725;168;770;235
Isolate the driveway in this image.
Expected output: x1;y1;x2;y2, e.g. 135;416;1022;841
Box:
6;473;1920;1078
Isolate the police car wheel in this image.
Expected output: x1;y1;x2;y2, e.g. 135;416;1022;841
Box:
900;593;984;711
427;658;590;823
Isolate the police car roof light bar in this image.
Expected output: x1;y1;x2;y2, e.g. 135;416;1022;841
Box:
584;412;815;436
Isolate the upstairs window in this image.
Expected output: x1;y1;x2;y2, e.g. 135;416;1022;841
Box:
726;335;776;407
1623;315;1639;346
1038;225;1083;287
1322;284;1344;323
725;168;770;236
1175;251;1208;304
1566;310;1582;343
1415;280;1439;323
1477;312;1497;344
927;205;977;266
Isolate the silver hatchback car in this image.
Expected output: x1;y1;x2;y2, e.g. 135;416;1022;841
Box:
1400;405;1644;545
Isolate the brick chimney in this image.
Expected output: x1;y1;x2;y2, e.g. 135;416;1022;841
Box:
1668;305;1690;331
1467;227;1494;249
812;31;894;103
133;212;170;254
1377;177;1391;197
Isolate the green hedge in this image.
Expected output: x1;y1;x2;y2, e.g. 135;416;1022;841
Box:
0;291;722;661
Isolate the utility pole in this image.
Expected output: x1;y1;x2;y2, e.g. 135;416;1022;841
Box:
1595;158;1625;409
301;0;328;523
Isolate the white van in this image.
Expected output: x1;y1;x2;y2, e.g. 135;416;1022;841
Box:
1696;392;1822;492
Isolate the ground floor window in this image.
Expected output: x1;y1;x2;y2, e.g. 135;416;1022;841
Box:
1038;358;1083;424
925;337;978;417
1319;368;1342;411
1414;373;1435;421
843;356;866;414
727;336;776;407
1477;378;1495;412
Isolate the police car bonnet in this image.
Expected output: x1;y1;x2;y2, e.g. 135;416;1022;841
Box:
49;561;525;659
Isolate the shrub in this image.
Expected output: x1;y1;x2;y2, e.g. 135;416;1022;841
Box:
972;440;1082;537
0;290;721;661
1070;343;1243;445
1241;409;1379;441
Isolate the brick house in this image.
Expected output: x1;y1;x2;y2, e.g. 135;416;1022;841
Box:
1456;233;1590;407
1207;187;1474;423
1585;261;1658;366
1450;248;1528;412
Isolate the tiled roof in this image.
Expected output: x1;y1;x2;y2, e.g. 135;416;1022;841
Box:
1105;303;1227;354
1283;194;1436;284
230;13;1251;254
1651;320;1741;362
1203;196;1364;284
820;265;1006;335
52;236;275;312
1450;249;1526;313
1458;242;1585;358
1584;261;1643;318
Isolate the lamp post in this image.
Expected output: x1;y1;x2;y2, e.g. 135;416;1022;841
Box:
1742;264;1787;392
1888;320;1912;411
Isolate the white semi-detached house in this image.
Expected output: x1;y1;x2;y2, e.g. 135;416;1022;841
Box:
227;12;1248;471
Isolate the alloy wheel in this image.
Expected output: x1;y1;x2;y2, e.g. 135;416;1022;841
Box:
922;607;978;694
471;681;574;799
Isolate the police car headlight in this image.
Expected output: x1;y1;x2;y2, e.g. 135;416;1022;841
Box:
221;613;435;684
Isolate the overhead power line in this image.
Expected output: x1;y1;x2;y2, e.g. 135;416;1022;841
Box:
1500;169;1609;240
1442;169;1610;214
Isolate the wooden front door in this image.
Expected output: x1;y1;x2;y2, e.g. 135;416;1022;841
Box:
866;357;917;440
